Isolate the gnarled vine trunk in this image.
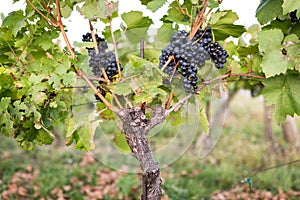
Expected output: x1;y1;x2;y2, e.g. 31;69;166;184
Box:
117;106;165;199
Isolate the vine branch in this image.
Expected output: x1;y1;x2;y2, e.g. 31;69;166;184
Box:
165;72;265;116
26;0;58;27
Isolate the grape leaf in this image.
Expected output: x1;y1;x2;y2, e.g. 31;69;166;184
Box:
129;55;155;77
262;71;300;123
61;5;73;18
77;0;118;20
258;29;288;77
199;107;209;134
283;34;300;68
2;10;27;36
74;112;99;151
155;23;177;43
66;117;77;138
121;11;153;29
208;0;220;8
209;11;246;40
36;129;54;145
147;0;167;12
258;29;283;52
256;0;283;25
210;10;239;25
261;50;288;77
109;83;132;96
0;112;14;136
0;97;11;112
163;2;190;25
113;131;131;154
282;0;300;17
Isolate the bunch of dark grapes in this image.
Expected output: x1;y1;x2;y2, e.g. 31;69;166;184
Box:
159;30;211;93
193;27;228;69
82;33;123;102
82;33;123;81
290;10;299;23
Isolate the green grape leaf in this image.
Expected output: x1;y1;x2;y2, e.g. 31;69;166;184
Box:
141;0;151;6
61;5;73;18
256;0;283;25
258;29;283;52
155;23;176;43
0;112;14;136
62;72;76;86
147;0;167;12
33;32;58;50
109;82;132;96
261;50;288;77
129;55;154;77
0;97;11;112
199;107;209;134
210;10;239;25
208;0;220;8
258;29;288;77
113;131;131;154
121;11;153;29
36;129;54;145
283;34;300;68
2;10;27;36
209;11;246;40
134;86;167;104
74;112;100;151
282;0;300;16
262;72;300;123
164;2;189;25
77;0;118;20
97;102;115;120
48;73;61;90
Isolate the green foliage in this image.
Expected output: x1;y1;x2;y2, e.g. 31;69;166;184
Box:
145;0;167;12
0;0;299;152
209;10;246;40
258;29;288;77
256;0;283;25
77;0;118;20
263;71;300;123
282;0;300;17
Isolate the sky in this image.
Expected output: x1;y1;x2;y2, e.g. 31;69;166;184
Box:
0;0;260;44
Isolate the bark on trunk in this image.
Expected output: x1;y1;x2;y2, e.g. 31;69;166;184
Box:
117;106;165;200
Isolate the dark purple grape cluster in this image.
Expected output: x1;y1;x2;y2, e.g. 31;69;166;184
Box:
193;27;228;69
207;42;228;69
159;30;210;93
290;10;299;23
82;33;123;81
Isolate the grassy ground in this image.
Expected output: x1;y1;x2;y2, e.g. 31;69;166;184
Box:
1;91;300;199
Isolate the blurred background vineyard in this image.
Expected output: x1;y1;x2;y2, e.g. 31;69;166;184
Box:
1;90;300;199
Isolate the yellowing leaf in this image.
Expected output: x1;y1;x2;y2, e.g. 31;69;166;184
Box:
199;108;209;134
